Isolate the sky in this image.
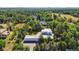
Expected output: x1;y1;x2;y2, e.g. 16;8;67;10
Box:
0;0;79;7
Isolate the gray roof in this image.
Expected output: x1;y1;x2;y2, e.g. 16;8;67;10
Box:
24;35;39;41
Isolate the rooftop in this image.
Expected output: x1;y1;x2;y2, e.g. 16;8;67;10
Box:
41;28;52;33
0;29;9;36
24;35;39;42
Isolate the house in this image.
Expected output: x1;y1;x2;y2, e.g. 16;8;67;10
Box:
32;15;37;19
41;28;54;39
23;32;42;51
23;28;54;51
23;34;40;51
40;20;47;26
24;35;39;43
24;28;54;43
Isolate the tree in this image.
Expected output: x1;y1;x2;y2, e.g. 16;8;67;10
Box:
6;32;15;40
58;41;67;51
33;45;40;51
68;38;77;50
24;46;30;51
53;14;57;19
0;39;5;51
40;43;47;51
13;43;24;51
0;15;5;23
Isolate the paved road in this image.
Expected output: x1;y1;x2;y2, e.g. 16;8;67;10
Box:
23;43;36;51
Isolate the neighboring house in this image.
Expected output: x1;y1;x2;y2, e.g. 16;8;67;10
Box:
41;28;54;39
32;15;37;19
0;29;9;38
40;20;47;26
